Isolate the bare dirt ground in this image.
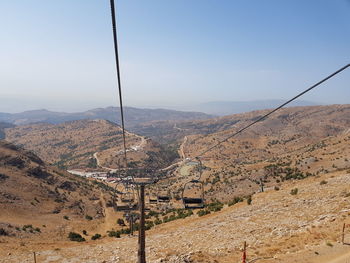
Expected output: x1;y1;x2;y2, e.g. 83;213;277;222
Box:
2;170;350;263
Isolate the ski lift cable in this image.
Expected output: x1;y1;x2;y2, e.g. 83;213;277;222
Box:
109;0;142;197
109;0;128;170
195;63;350;159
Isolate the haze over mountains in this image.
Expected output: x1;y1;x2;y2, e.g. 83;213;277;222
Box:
189;99;320;115
0;100;321;128
0;107;212;127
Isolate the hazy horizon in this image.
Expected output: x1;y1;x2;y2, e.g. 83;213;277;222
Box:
1;1;349;113
0;98;328;115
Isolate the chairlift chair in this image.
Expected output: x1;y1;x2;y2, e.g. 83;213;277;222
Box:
182;179;205;209
157;195;170;203
148;194;158;204
121;187;135;203
157;189;170;203
181;158;205;209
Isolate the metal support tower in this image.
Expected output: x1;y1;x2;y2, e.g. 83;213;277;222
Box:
138;184;146;263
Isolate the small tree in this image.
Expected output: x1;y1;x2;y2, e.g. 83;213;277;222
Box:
117;218;125;226
247;195;252;205
290;188;298;195
0;228;8;236
91;233;101;240
68;232;85;242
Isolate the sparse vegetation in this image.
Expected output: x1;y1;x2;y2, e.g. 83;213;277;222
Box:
228;196;244;206
117;218;125;226
197;209;210;217
326;242;333;247
0;173;9;181
108;230;121;238
290;188;298;195
91;233;101;240
68;232;85;242
247;195;252;205
0;228;8;236
85;215;93;221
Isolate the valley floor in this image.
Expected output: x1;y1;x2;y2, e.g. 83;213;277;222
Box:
1;170;350;263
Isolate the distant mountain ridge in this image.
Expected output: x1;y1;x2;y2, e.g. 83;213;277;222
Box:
191;99;320;115
0;107;213;127
0;122;15;139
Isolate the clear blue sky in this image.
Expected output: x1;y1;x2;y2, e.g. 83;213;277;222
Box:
0;0;349;112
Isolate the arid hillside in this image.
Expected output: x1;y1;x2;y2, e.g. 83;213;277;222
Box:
2;169;350;263
0;122;14;139
132;104;350;145
150;105;350;203
0;140;119;247
1;104;350;262
4;119;178;170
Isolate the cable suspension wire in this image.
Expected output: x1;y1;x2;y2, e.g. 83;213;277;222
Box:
195;63;350;159
109;0;140;213
109;0;128;170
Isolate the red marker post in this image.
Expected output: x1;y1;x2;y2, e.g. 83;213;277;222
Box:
242;241;247;263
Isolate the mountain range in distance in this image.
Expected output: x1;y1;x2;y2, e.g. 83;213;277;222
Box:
0;99;321;127
181;99;321;115
0;107;212;127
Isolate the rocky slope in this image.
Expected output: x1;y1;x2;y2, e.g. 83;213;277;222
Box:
143;105;350;204
4;119;178;169
0;140;116;246
1;169;349;263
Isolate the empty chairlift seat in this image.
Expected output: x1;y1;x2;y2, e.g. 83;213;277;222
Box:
182;179;205;209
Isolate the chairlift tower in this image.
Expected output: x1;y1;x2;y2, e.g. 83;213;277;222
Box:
132;177;155;263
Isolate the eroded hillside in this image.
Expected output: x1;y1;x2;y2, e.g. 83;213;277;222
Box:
0;141;121;250
4;119;178;170
158;105;350;203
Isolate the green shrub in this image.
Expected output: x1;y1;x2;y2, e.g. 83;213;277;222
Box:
120;228;131;235
290;188;298;195
0;228;8;236
320;180;327;185
22;225;33;231
91;234;101;240
117;218;125;226
206;201;224;212
82;230;87;235
85;215;93;221
197;209;210;217
274;186;280;191
68;232;85;242
63;216;69;220
145;221;154;230
148;210;159;217
154;218;162;225
326;242;333;247
228;196;243;206
108;230;121;238
247;196;252;205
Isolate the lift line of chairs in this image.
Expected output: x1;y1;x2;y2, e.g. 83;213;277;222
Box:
112;160;205;210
